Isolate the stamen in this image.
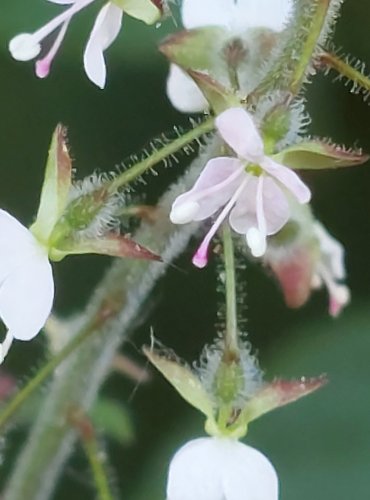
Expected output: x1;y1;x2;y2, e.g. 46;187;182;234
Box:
246;176;267;258
192;176;249;268
35;19;70;78
316;263;350;317
9;0;95;61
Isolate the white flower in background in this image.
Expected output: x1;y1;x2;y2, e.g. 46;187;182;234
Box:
167;437;278;500
167;0;293;112
170;107;310;267
0;210;54;362
311;222;350;317
9;0;163;88
9;0;122;88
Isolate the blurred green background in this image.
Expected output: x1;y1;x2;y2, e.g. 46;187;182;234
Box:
1;1;370;499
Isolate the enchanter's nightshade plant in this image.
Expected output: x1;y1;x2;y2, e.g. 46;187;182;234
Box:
0;126;159;362
166;0;293;112
167;437;278;500
170;107;311;266
9;0;164;88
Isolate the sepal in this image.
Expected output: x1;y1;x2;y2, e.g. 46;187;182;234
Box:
113;0;162;24
49;233;161;262
188;70;240;113
240;376;327;424
31;125;72;243
143;345;214;419
275;140;369;170
160;27;227;75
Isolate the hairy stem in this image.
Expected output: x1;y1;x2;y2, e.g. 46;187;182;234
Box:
318;51;370;94
3;144;216;500
222;224;238;354
107;117;214;193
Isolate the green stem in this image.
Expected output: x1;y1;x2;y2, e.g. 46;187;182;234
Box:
83;436;114;500
107;117;214;193
222;224;238;353
318;51;370;93
289;1;330;94
3;142;215;500
0;319;101;432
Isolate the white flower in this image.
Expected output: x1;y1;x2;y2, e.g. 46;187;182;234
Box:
9;0;123;89
167;437;278;500
167;0;293;113
0;210;54;362
170;107;310;266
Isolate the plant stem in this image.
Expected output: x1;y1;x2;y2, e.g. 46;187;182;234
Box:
318;51;370;93
222;224;238;354
84;437;113;500
107;117;214;193
3;142;217;500
69;409;114;500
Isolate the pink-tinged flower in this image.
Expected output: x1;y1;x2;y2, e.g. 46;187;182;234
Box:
266;220;350;317
167;437;278;500
9;0;162;88
311;222;350;317
170;107;311;267
167;0;293;112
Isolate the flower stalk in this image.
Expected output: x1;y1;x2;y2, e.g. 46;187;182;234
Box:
222;223;238;354
106;116;215;193
2;143;211;500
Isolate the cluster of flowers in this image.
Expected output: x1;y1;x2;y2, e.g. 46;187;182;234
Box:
4;0;365;499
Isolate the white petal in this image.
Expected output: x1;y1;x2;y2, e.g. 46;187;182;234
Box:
0;210;43;281
84;2;123;88
222;440;279;500
216;108;264;162
234;0;293;32
166;65;208;113
9;33;41;61
0;252;54;341
181;0;235;29
167;438;225;500
171;158;244;223
0;210;54;341
261;157;311;204
167;438;278;500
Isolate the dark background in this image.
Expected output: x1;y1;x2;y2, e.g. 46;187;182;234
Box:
2;1;370;498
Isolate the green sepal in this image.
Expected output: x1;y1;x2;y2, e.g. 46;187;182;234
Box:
275;140;369;170
159;27;227;75
31;125;72;243
143;345;214;420
188;70;240;114
113;0;162;24
240;376;327;425
49;233;162;262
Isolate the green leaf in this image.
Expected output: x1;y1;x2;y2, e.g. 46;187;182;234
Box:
90;398;134;445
